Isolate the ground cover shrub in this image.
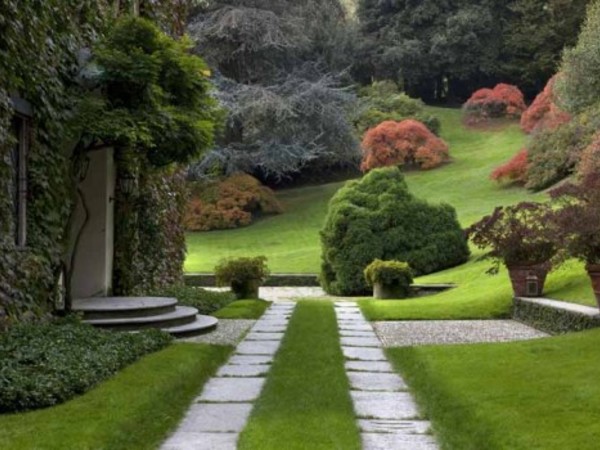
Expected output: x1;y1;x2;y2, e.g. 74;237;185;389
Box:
463;83;526;123
149;284;236;315
520;75;570;133
360;120;450;172
0;320;171;413
490;148;529;184
356;81;441;135
185;173;282;231
320;167;469;295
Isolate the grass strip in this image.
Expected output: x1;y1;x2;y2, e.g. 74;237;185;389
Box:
386;329;600;450
0;343;232;450
238;300;360;450
213;299;272;319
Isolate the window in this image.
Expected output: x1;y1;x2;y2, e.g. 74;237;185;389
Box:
10;114;30;247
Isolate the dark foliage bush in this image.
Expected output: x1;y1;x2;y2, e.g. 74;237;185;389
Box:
149;285;236;316
320;167;469;295
0;320;171;413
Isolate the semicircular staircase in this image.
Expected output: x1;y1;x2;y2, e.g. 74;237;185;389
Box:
73;297;218;337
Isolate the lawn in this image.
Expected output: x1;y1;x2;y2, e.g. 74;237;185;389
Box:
0;344;231;450
238;301;361;450
387;328;600;450
213;299;272;319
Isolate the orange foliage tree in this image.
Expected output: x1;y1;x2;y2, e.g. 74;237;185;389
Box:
463;83;526;123
520;75;571;133
490;148;529;184
185;173;283;231
578;133;600;177
360;119;450;171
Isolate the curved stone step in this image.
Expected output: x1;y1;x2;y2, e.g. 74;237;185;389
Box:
164;315;219;338
83;306;199;331
73;297;178;320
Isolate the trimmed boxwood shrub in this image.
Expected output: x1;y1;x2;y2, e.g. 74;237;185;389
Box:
320;167;470;295
0;320;172;413
364;260;413;298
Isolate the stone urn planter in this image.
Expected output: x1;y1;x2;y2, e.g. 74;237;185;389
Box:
231;279;261;299
364;259;413;300
586;264;600;309
507;262;550;297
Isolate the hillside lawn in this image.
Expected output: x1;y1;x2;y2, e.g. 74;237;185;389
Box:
186;107;596;311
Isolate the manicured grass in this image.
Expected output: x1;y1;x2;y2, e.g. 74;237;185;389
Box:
238;301;360;450
0;344;231;450
387;329;600;450
213;299;272;319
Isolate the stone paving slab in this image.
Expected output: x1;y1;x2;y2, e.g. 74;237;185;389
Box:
345;360;395;373
342;346;387;361
362;432;438;450
340;330;379;338
198;377;265;402
358;419;431;434
339;323;374;332
373;320;549;347
162;432;237;450
341;336;382;347
236;340;281;356
176;403;253;432
245;332;284;341
348;372;406;391
351;391;419;420
251;324;287;333
229;354;273;365
217;364;271;378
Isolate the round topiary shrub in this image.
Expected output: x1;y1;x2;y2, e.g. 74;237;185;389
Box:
463;83;526;123
320;167;470;295
360;119;450;172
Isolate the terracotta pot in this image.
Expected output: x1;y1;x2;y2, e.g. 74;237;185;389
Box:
231;279;261;299
507;262;550;297
585;264;600;309
373;282;410;300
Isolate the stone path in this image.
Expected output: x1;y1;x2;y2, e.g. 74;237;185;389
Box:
374;320;548;347
181;319;256;346
161;302;295;450
334;302;438;450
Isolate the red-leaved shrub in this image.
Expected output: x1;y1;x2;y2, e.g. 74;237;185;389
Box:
463;83;527;123
578;133;600;177
490;148;529;184
185;173;283;231
360;119;450;171
520;75;571;133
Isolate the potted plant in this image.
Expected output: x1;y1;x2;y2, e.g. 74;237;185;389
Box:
550;173;600;308
467;202;557;297
364;259;414;299
214;256;270;299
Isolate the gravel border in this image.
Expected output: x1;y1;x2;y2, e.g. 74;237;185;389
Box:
373;320;549;348
180;319;256;346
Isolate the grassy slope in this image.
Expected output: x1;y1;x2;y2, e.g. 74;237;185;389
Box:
186;107;595;309
0;344;231;450
387;329;600;450
239;301;360;450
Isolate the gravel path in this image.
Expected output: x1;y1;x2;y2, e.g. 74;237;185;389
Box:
374;320;548;348
180;319;256;346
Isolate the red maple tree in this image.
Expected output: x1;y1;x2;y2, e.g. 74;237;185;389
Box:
520;75;571;133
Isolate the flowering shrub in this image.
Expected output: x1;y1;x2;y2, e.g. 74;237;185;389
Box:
491;148;529;184
463;83;526;123
185;173;282;231
360;120;450;172
520;75;570;134
578;133;600;177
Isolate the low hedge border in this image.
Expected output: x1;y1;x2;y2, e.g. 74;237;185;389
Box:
0;320;172;413
512;297;600;334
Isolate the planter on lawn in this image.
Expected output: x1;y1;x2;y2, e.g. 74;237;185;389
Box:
586;264;600;309
507;262;550;297
231;279;261;299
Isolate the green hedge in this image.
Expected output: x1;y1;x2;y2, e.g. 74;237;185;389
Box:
150;284;236;315
320;167;469;295
512;298;600;334
0;320;172;413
